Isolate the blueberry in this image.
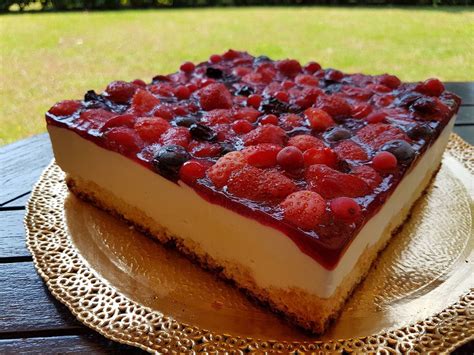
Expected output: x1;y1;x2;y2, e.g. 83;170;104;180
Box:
175;116;198;128
411;97;438;115
152;145;190;180
189;123;217;141
260;96;290;115
152;75;171;83
206;67;223;79
254;55;271;64
381;140;416;162
236;85;254;97
324;127;352;142
395;92;423;107
220;142;236;155
406;124;435;141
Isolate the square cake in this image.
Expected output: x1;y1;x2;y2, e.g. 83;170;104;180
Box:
45;50;460;333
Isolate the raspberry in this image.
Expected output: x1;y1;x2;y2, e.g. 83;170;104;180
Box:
280;191;326;230
159;127;191;148
282;80;296;89
243;125;287;146
351;165;382;189
189;141;221;158
378;74;401;89
105;81;138;103
365;111;387;124
304;61;322;74
276;59;302;77
179;160;208;184
247;94;262;109
352;103;372;119
334;140;368;161
149;84;174;97
306;164;370;199
100;114;136;132
232;119;254;134
304;107;335;131
207;151;246;188
104;127;142;155
288;134;325;152
274;91;289;102
415;78;445;97
209;54;222;64
134;117;170;143
49;100;81;117
180;61;195;73
277;146;304;170
259;114;279;125
356;123;409;149
174;86;191;100
372;151;398;171
315;94;352;118
243;143;281;168
131;89;161;115
132;79;146;87
227;165;296;201
233;107;261;122
199;83;233;111
233;66;252;77
330;197;361;222
303;147;338;167
295;74;318;86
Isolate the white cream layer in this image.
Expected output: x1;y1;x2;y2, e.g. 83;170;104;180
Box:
48;118;454;298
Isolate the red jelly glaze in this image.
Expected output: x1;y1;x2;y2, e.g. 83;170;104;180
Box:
46;50;461;270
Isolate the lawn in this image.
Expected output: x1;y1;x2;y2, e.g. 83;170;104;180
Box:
1;7;473;146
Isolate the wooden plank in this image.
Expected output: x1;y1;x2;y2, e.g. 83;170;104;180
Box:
0;210;30;259
0;334;144;354
444;82;474;106
453;125;474;145
0;262;84;334
0;134;53;205
454;106;474;125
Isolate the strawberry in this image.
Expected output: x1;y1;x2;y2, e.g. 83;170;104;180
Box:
356;123;409;149
134;116;170;143
207;151;246;188
334;140;368;161
415;78;444;97
288;134;325;152
293;87;322;109
305;164;371;199
303;147;338;167
105;81;138;103
75;109;114;131
276;59;302;77
48;100;81;117
227;165;296;201
280;114;304;130
377;74;401;89
295;74;318;86
315;94;352;118
233;107;261;122
231;119;254;134
159;127;191;148
100;114;136;132
153;104;174;120
103;127;142;155
280;190;326;230
131;89;160;115
199;83;233;111
202;109;233;125
351;165;382;189
243;125;287;146
188;141;221;157
242;143;282;168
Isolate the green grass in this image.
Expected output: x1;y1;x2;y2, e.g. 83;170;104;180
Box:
1;7;473;145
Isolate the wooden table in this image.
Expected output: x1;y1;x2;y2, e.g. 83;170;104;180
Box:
1;83;473;353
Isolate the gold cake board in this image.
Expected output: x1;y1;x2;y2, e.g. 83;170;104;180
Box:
25;134;474;353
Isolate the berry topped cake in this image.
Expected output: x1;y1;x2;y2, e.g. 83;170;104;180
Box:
46;50;460;333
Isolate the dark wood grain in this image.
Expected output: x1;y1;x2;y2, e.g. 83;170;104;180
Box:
455;106;474;125
0;210;30;259
0;262;83;334
445;82;474;106
0;193;31;209
0;133;53;205
0;334;144;354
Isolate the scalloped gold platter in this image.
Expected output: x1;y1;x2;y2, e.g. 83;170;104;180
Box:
25;134;473;353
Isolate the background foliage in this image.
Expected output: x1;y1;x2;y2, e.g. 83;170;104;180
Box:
2;0;473;12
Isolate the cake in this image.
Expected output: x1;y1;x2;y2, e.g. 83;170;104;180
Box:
45;50;460;334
